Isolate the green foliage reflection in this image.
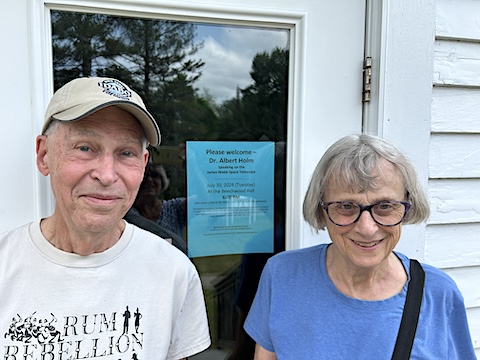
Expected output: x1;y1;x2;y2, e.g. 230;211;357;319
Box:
51;10;288;197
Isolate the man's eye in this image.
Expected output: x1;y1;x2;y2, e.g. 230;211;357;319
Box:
122;151;133;157
79;146;90;152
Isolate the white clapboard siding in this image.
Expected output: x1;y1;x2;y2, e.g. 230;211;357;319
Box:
434;0;480;353
432;87;480;133
425;223;480;267
433;40;480;87
428;179;480;224
429;134;480;178
436;0;480;41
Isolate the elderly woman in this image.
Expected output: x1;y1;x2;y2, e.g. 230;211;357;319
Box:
244;134;476;359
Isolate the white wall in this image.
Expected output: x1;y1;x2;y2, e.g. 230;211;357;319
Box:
0;0;39;233
429;0;480;354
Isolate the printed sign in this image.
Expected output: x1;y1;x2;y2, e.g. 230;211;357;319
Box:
186;141;275;257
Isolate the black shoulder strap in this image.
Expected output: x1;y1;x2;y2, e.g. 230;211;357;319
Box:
391;259;425;360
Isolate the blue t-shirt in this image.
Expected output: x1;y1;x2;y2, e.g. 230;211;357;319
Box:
244;244;476;359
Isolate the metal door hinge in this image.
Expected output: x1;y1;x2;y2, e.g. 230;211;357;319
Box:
363;56;372;103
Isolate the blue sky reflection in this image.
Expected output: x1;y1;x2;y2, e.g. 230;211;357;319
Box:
192;24;289;103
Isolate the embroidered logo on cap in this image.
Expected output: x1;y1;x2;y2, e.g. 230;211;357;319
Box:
98;79;132;101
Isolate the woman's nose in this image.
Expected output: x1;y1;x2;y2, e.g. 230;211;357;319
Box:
354;209;379;235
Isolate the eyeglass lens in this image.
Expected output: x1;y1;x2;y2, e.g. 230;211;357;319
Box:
326;202;408;226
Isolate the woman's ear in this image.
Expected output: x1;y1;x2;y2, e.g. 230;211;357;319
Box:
36;135;50;176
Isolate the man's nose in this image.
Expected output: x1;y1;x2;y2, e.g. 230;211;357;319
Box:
91;154;119;185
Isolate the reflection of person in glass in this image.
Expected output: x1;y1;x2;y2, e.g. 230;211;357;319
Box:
124;160;187;254
244;134;476;359
131;162;186;239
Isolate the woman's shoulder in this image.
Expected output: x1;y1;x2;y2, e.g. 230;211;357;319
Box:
265;243;327;270
395;251;463;300
421;262;463;298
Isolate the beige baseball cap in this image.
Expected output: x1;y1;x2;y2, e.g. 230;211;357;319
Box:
43;77;161;146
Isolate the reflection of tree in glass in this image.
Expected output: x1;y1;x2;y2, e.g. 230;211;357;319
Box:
216;48;289;142
52;11;207;147
51;11;288;144
52;12;203;90
51;11;289;198
52;12;119;89
106;18;206;146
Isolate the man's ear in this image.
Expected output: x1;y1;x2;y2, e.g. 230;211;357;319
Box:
143;149;149;167
36;135;50;176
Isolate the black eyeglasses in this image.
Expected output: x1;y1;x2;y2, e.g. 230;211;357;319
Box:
321;201;411;227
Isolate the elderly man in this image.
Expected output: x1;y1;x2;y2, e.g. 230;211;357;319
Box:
0;77;210;359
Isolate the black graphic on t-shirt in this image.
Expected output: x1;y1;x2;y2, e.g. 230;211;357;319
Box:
122;306;131;334
3;307;144;359
4;312;63;344
134;308;142;333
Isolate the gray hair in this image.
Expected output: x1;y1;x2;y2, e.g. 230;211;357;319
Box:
303;134;430;231
42;119;60;136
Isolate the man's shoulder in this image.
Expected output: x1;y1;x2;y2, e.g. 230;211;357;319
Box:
124;209;187;254
0;222;32;241
127;223;190;261
0;223;35;260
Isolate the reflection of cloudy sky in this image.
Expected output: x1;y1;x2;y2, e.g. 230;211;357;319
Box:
192;24;289;104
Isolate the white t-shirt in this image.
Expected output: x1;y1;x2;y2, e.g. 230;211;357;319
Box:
0;221;210;360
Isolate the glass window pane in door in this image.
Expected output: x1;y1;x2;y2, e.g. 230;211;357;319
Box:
51;10;289;359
